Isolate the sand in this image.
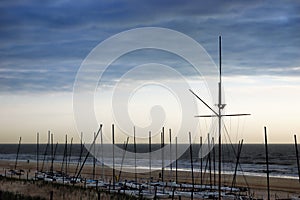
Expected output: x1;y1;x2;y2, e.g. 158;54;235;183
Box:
0;160;300;199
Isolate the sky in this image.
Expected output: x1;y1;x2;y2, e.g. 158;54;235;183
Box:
0;0;300;144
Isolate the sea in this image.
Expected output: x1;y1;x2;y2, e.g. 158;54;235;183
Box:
0;144;299;180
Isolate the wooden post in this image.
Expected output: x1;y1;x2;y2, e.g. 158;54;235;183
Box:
172;187;175;200
50;191;53;200
98;190;101;200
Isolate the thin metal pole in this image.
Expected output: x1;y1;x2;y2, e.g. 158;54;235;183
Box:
65;134;68;177
175;137;178;184
112;124;115;189
74;133;83;177
51;133;54;175
62;134;67;184
15;137;22;170
218;35;222;200
53;142;58;161
169;129;172;180
101;129;104;181
212;137;216;186
161;127;165;183
294;135;300;183
37;132;39;171
208;134;212;189
93;132;96;180
80;132;83;165
134;126;137;183
200;136;203;186
264;126;270;200
189;132;194;199
149;131;152;182
118;137;129;181
68;137;73;175
47;131;50;170
41;132;50;172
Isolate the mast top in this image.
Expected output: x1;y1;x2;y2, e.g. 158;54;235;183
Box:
219;36;222;84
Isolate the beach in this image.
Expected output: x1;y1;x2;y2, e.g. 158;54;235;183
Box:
0;160;299;199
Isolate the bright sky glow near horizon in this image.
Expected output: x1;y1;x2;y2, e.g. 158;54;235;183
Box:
0;1;300;144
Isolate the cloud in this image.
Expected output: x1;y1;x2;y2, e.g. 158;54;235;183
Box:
0;0;299;93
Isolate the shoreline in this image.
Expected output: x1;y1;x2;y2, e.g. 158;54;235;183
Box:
1;160;300;199
3;158;299;180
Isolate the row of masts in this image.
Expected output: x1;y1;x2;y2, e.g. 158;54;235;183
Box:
32;127;225;183
10;126;300;200
34;130;100;181
20;126;300;186
10;129;298;181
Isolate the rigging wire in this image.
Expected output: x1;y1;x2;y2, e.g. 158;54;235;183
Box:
222;120;250;188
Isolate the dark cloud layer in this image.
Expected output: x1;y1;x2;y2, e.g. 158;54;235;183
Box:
0;0;299;93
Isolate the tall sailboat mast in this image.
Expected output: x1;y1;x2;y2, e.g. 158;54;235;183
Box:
190;36;250;200
218;35;225;200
